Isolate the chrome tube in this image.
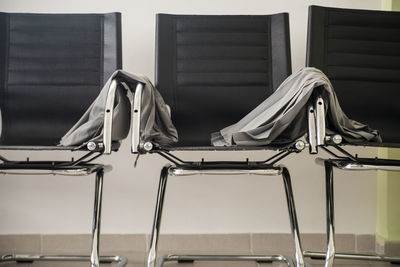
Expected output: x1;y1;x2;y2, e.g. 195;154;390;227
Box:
159;254;295;267
0;254;127;267
308;158;400;265
0;168;127;267
131;83;143;154
324;162;335;267
169;167;282;176
90;169;104;267
315;97;326;146
335;162;400;171
282;168;306;267
147;165;170;267
0;164;111;176
103;79;119;155
303;252;400;263
316;157;400;172
0;168;93;176
146;164;304;267
308;104;317;154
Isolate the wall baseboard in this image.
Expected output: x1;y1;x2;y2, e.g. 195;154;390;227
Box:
376;235;400;256
0;233;397;263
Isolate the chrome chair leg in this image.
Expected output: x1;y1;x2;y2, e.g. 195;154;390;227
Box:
146;164;307;267
147;166;170;267
303;161;335;267
90;168;104;267
0;166;127;267
282;167;307;267
324;162;335;267
304;159;400;265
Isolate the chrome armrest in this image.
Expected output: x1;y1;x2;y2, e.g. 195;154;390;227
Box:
308;95;326;154
308;104;318;154
103;79;119;155
102;73;146;154
131;83;144;154
315;96;326;146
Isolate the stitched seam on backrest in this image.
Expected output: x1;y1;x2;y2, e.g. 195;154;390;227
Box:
173;16;178;117
100;15;104;88
2;14;10;143
267;16;273;95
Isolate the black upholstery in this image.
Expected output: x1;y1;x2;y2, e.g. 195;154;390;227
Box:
156;14;291;147
0;12;122;146
307;6;400;145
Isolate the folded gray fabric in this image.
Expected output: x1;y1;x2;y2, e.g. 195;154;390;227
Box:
211;67;382;146
60;70;178;147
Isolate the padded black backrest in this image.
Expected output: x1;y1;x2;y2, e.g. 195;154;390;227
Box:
0;13;122;146
156;14;291;147
307;6;400;144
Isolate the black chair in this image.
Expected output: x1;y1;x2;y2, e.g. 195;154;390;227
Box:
0;12;130;267
131;14;310;267
305;5;400;266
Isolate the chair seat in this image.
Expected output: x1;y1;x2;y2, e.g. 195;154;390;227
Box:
0;145;80;151
0;142;121;152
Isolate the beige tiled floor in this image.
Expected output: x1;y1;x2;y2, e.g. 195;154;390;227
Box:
0;257;395;266
1;233;398;266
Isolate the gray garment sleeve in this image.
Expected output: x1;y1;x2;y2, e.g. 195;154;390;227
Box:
211;67;381;146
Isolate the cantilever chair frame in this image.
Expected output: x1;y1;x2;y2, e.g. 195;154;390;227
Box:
131;81;314;267
0;79;134;267
303;96;400;267
303;5;400;267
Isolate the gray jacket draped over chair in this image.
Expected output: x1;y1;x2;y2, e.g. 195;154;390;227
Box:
60;70;178;148
211;67;381;146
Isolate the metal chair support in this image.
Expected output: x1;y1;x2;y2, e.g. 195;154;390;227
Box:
305;90;400;266
91;169;104;267
303;99;400;266
303;157;400;266
147;163;310;267
157;254;293;267
0;163;127;267
305;6;400;265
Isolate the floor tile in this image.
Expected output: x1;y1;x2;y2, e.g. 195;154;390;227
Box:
0;260;392;267
158;234;251;254
0;235;41;254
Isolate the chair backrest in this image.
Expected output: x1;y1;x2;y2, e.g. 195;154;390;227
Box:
307;6;400;145
156;14;292;147
0;12;122;146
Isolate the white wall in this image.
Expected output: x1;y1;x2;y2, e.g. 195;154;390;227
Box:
0;0;381;235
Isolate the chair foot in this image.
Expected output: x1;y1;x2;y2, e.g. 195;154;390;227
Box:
256;259;273;264
157;254;297;267
0;254;128;267
16;260;34;264
304;251;400;264
177;259;195;263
